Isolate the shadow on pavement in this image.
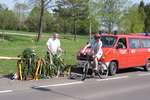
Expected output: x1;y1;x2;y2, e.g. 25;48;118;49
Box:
70;67;146;80
69;67;96;80
117;67;144;74
31;86;84;100
31;86;51;92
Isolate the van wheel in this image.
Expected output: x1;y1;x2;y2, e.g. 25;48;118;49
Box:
109;62;117;76
144;60;150;71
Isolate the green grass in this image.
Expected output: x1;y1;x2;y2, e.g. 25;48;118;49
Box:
0;31;88;75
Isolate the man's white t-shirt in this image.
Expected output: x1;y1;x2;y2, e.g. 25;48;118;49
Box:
46;38;60;54
90;39;103;59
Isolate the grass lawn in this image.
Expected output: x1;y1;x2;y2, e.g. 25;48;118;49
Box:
0;31;88;75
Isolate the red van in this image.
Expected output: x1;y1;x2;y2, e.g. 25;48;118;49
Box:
77;33;150;75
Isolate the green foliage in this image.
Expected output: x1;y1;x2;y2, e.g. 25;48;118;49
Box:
43;52;66;78
0;8;19;30
88;0;100;33
54;0;91;35
144;3;150;32
0;0;149;37
25;7;40;32
120;5;144;33
17;48;37;80
25;7;53;32
22;48;36;58
94;0;129;33
14;3;29;31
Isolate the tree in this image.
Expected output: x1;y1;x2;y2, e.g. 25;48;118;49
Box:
120;5;144;33
28;0;54;41
95;0;129;33
25;7;40;32
25;7;53;32
144;3;150;32
0;7;19;30
53;3;72;33
0;4;3;11
55;0;89;40
88;0;101;39
15;3;29;25
137;1;150;33
0;3;7;11
138;1;145;32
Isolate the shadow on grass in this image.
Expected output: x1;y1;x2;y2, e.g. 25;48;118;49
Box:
0;73;14;79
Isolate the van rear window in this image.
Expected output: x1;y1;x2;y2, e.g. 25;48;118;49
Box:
101;36;117;47
129;38;150;48
129;38;140;48
141;39;150;48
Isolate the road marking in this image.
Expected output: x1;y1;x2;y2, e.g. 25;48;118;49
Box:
35;81;84;88
96;76;128;81
0;90;13;94
138;73;150;76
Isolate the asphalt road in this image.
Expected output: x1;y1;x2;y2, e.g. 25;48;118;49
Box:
0;68;150;100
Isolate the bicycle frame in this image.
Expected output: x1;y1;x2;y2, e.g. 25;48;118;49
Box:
77;53;108;81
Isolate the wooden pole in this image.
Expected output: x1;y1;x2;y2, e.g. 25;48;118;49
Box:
0;56;21;60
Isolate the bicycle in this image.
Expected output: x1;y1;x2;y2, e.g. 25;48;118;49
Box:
80;53;108;81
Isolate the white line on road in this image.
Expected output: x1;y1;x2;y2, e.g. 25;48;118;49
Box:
36;81;84;88
138;73;150;76
0;90;13;94
96;76;129;81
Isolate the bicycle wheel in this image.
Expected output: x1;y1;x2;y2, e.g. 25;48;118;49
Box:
97;62;108;79
81;62;89;81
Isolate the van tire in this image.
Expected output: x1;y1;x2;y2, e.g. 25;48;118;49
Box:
109;62;117;76
144;60;150;71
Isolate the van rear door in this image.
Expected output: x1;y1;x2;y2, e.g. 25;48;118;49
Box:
128;38;144;67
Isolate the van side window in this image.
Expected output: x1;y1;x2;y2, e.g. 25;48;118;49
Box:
141;39;150;48
129;38;140;49
117;38;127;49
101;36;117;47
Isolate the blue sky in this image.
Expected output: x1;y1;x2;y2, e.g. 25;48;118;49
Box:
0;0;150;9
0;0;25;9
133;0;150;4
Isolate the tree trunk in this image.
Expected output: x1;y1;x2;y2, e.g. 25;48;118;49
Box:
89;20;92;41
37;0;44;41
108;22;112;34
73;17;77;41
63;19;66;34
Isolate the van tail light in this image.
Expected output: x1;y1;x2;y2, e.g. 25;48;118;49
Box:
101;55;106;59
77;51;83;60
100;55;106;62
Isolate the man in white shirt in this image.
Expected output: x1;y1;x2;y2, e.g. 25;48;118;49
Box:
46;33;62;54
46;33;63;77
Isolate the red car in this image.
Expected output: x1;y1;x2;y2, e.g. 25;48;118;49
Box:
77;33;150;75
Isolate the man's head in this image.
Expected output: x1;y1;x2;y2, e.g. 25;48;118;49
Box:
52;33;59;40
94;34;100;40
